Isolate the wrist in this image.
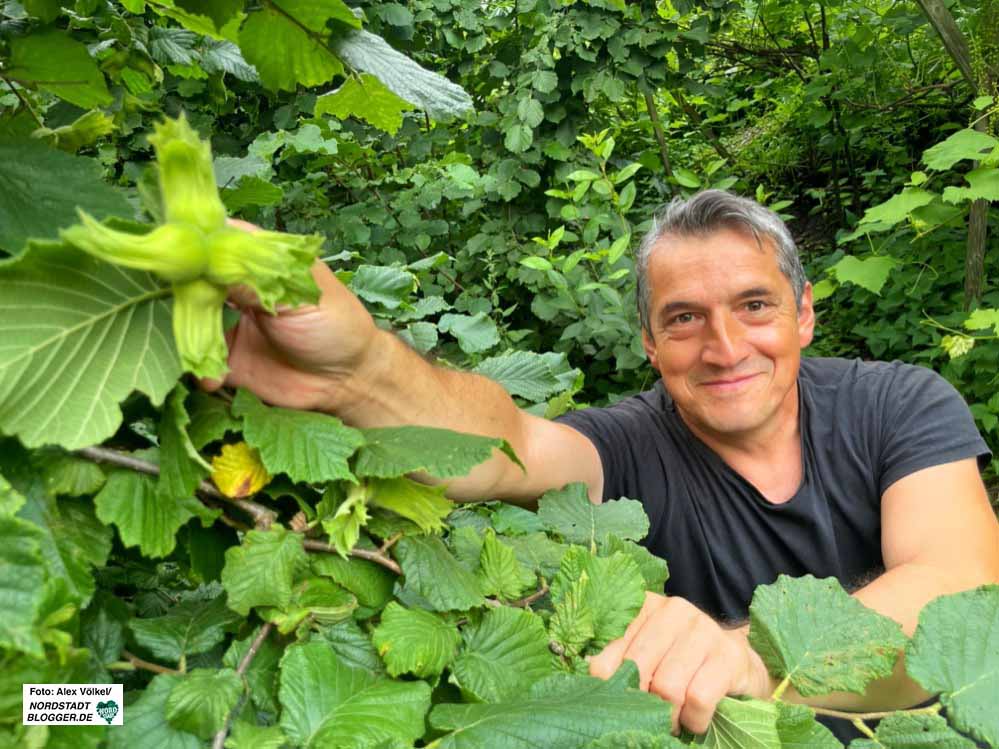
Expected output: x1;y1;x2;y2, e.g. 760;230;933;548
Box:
317;328;397;422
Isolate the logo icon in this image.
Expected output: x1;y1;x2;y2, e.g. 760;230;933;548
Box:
96;700;118;724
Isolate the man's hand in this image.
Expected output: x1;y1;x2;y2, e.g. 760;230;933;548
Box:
588;592;772;735
203;219;382;413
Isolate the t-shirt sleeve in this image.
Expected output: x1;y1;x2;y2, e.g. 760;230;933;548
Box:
555;398;657;503
876;362;991;495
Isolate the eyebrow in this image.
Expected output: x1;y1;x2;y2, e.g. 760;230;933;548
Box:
656;287;776;323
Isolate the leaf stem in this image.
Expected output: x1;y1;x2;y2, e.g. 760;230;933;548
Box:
114;650;180;675
211;622;274;749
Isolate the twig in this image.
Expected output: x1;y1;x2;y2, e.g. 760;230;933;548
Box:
0;73;42;128
211;623;274;749
302;538;403;575
812;701;942;722
113;650;180;675
76;446;276;529
379;532;403;554
484;582;550;609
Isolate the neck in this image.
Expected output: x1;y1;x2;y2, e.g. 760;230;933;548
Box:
677;383;803;504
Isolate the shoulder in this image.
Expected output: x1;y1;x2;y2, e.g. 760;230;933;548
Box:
555;381;671;436
799;356;951;400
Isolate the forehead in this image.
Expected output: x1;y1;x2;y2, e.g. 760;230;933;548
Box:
645;228;785;297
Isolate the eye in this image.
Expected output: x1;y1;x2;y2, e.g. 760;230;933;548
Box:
670;312;695;325
745;300;768;312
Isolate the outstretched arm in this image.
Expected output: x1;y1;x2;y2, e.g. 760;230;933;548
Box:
210;254;602;504
588;457;999;733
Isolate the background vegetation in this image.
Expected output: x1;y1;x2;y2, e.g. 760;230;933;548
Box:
1;1;998;747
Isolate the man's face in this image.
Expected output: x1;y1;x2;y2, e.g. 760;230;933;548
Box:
641;227;814;442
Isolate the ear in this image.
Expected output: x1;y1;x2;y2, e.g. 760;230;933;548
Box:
642;328;660;371
797;282;815;349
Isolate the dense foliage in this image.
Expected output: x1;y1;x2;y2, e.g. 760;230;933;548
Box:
1;0;998;747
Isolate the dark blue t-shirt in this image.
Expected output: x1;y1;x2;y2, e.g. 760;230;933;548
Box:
557;357;989;741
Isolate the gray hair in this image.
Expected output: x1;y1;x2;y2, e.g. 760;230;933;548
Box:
635;190;807;337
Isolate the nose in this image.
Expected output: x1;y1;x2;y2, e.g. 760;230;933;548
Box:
701;312;747;369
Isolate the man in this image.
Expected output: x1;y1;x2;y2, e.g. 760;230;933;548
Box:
217;191;999;741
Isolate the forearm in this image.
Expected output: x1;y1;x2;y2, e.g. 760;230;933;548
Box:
324;329;528;500
747;562;991;713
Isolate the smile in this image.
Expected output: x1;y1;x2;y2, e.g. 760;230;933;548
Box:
699;373;759;392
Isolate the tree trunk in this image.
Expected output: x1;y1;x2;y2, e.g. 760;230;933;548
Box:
643;91;672;177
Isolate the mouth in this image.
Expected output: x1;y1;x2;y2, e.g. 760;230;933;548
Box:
699;373;759;393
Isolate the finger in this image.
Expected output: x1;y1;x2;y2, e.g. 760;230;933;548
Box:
588;592;666;680
676;654;731;735
648;628;713;734
226;217;260;233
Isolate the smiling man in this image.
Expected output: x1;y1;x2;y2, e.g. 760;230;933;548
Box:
216;191;999;743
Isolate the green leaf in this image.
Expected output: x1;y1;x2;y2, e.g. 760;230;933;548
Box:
158;383;210;502
223;626;283;714
129;592;241;664
316;74;415;135
521;256;554;271
502;532;570;579
538;484;649;549
221;526;308;615
318;619;386;675
95;471;211;559
278;641;432;748
478;529;536;600
438;312;500;354
550;547;646;650
450;606;555;703
0;516;48;658
922;129;999;171
222;177;284;211
905;585;999;747
165;668;243;739
964;308;999;334
774;702;841;749
17;489;112;607
849;711;975;748
829;256;898;296
187;391;241;449
332;29;473;120
261;577;357;633
106;674;200;749
491;504;546;536
429;661;671;748
673;168;701;188
225;722;287;749
34;450;105;497
859;189;935;228
700;697;779;749
586;731;684;748
6;30;111;108
23;0;62;22
748;574;906;697
943;166;999;204
174;0;243;31
356;425;522;480
517;97;545;127
80;592;129;682
603;535;669;592
0;471;26;517
321;484;369;557
371;601;460;678
0;242;179;449
350;264;417;308
473;351;567;402
394;535;486;612
368;477;453;534
233;388;364;484
238;0;352;91
0;142;131;253
311;554;396;610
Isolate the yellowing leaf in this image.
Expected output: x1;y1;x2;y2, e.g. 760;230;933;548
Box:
211;442;271;498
